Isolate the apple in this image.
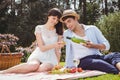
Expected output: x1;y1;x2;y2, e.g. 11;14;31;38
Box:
69;68;76;73
77;67;83;72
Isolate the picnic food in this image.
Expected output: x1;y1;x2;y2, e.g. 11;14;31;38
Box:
69;68;83;73
69;68;76;73
52;65;63;70
77;68;83;72
50;67;83;74
66;36;86;44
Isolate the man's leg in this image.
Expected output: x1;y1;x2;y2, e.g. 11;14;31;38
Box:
104;52;120;71
78;55;119;74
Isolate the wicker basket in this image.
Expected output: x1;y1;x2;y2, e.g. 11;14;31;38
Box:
0;45;23;70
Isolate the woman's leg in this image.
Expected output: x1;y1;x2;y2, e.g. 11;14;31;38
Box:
78;55;119;74
0;60;40;74
37;63;54;72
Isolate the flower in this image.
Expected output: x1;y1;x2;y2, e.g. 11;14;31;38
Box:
0;34;19;46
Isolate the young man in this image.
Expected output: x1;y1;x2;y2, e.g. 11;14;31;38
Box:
60;9;120;74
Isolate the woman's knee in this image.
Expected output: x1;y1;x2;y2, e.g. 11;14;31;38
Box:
38;63;54;72
27;60;40;71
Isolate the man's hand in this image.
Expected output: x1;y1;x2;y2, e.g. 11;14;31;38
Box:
82;41;94;48
82;41;106;50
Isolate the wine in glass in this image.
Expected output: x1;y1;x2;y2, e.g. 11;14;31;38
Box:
73;58;80;73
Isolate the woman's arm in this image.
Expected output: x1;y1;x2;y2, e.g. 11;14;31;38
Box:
55;35;64;63
36;33;60;52
55;48;61;64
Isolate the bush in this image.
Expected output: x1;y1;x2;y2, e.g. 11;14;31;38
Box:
16;47;31;62
96;12;120;52
16;41;36;62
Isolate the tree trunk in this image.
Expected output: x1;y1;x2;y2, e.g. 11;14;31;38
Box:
74;0;76;9
82;0;86;24
89;0;92;3
104;0;108;15
118;0;120;10
66;0;70;9
78;0;82;9
0;0;11;10
57;0;60;7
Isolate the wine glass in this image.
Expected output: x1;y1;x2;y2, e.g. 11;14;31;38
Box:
73;58;80;73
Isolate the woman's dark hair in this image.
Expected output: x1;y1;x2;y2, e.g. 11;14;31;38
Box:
55;21;63;35
47;8;63;35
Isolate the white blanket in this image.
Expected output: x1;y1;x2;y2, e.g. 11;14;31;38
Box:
0;70;106;80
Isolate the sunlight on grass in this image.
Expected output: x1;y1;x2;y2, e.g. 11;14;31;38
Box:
79;74;120;80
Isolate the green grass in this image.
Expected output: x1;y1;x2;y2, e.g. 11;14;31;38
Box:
60;62;120;80
78;74;120;80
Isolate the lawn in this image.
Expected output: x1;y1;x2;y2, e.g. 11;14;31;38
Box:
60;62;120;80
78;74;120;80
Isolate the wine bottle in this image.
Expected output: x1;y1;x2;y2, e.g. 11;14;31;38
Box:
66;36;86;44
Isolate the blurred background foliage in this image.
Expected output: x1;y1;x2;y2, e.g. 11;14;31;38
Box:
0;0;120;62
96;12;120;52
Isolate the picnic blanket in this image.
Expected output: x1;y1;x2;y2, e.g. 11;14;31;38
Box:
0;70;106;80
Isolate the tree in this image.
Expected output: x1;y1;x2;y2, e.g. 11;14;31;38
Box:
86;2;100;25
96;12;120;52
78;0;82;9
82;0;87;24
0;0;11;33
0;0;10;11
66;0;70;9
3;0;57;47
104;0;108;15
118;0;120;10
73;0;76;10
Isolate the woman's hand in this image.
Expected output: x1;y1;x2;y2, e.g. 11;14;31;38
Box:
55;41;65;49
58;41;65;48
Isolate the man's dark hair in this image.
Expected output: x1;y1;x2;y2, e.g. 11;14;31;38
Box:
62;16;75;21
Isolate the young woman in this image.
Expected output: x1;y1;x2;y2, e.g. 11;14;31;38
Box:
0;8;64;74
